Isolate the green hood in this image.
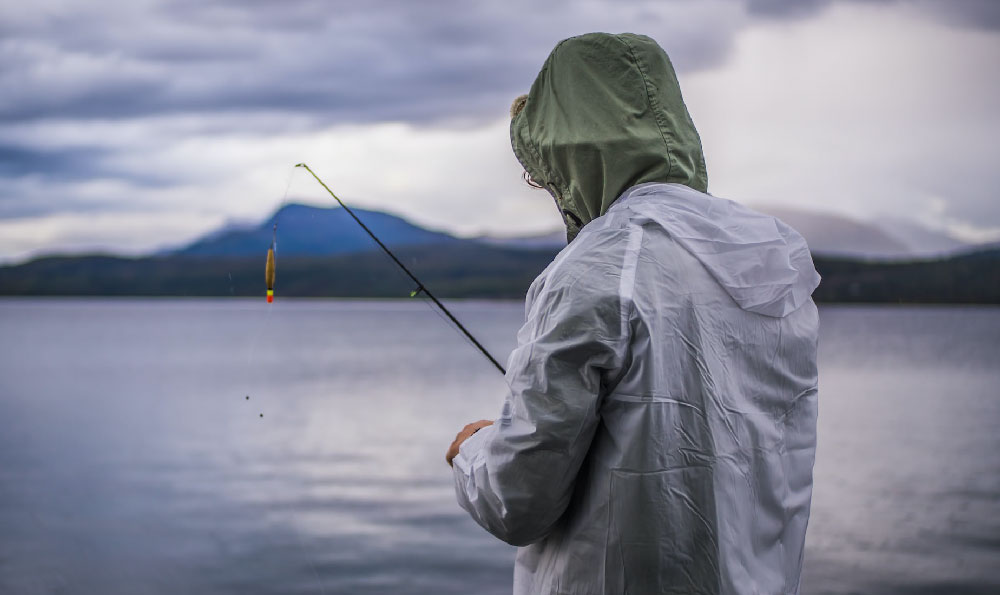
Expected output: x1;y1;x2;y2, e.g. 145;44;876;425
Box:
511;33;708;242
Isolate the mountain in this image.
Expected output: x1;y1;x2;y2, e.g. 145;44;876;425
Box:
0;245;559;299
473;206;979;260
2;246;997;303
811;247;1000;304
2;201;998;303
876;216;969;257
175;203;460;257
475;230;567;250
753;205;912;258
751;204;974;259
39;200;983;263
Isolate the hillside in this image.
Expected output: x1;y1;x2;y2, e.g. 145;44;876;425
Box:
1;244;997;304
175;203;459;257
0;244;557;299
811;247;1000;304
1;202;997;303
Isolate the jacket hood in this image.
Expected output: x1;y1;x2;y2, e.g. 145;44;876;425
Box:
511;33;708;242
617;183;821;317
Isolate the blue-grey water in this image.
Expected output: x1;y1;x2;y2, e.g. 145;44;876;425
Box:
0;299;997;595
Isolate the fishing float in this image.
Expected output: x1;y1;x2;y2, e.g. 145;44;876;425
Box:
265;224;276;303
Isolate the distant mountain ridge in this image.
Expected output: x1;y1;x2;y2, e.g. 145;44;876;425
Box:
876;216;970;256
2;201;997;303
175;203;460;257
2;244;996;303
752;204;970;259
172;202;975;261
475;230;567;250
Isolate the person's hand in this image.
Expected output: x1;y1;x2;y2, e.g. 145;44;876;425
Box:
446;420;494;467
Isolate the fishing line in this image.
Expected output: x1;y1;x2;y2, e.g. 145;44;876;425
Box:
294;163;507;376
237;165;513;594
238;167;332;595
243;168;297;413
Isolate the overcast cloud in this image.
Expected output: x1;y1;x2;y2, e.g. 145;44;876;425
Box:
0;0;997;261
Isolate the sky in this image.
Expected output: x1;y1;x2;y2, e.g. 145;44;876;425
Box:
1;0;998;262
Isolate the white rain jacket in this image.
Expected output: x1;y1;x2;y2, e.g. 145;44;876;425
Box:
453;183;820;594
453;33;820;594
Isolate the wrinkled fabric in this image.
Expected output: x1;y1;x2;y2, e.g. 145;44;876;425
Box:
510;33;707;242
453;183;821;595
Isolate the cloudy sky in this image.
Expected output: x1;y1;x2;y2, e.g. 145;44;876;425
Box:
1;0;998;262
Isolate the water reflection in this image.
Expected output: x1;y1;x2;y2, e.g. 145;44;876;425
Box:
0;300;997;594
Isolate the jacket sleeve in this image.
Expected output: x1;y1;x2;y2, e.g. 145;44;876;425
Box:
452;265;629;546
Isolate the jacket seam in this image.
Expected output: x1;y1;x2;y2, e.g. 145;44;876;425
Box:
519;260;625;462
618;223;644;344
615;34;673;182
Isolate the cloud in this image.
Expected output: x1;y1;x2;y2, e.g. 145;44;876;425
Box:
0;115;569;262
0;0;998;261
0;144;109;183
745;0;831;19
0;0;740;126
746;0;1000;29
0;210;228;261
1;1;993;125
684;1;1000;240
910;0;1000;31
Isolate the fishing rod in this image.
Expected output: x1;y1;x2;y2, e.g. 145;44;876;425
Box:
294;163;507;376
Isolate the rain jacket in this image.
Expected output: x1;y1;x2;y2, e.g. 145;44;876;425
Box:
452;33;821;595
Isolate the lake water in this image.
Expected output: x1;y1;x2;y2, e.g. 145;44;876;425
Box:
0;299;997;594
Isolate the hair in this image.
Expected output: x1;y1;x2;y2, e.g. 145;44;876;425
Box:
522;170;544;189
510;94;528;119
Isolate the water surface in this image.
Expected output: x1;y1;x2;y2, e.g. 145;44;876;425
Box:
0;300;997;594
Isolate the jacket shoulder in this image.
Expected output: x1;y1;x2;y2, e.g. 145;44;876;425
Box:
540;224;631;294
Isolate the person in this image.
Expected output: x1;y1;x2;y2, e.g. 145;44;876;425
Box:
446;32;821;594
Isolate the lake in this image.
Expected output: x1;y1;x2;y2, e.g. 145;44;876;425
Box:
0;299;998;594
